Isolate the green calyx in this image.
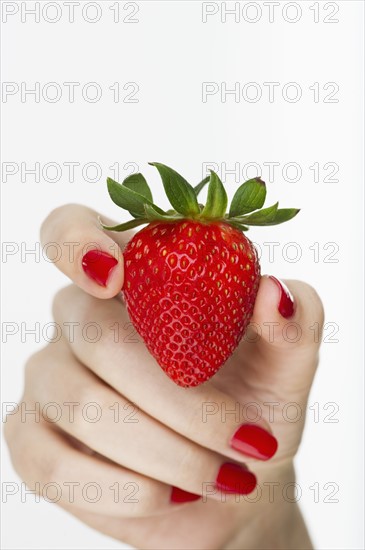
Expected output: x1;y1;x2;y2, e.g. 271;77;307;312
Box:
101;163;300;232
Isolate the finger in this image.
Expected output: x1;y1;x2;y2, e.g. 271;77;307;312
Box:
4;408;172;518
29;341;257;498
40;204;132;298
53;285;278;465
237;276;325;393
59;498;234;550
60;496;236;550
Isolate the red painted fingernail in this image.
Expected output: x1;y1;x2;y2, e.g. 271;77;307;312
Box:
269;276;295;319
216;463;256;495
230;424;278;460
170;486;201;504
82;250;118;287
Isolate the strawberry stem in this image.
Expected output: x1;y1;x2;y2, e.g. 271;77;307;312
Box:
103;163;300;232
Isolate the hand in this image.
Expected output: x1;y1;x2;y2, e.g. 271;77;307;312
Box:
5;204;324;550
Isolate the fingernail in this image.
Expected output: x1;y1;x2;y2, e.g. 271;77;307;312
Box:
170;486;201;504
216;463;256;495
82;250;118;287
230;424;278;460
269;276;295;319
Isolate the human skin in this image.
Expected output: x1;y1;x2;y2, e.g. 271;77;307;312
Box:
4;204;324;550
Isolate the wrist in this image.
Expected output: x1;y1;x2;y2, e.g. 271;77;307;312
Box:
223;461;313;550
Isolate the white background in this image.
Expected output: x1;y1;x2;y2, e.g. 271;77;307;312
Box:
1;1;364;549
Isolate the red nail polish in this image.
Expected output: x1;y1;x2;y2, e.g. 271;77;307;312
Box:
170;486;201;504
230;424;278;460
216;463;256;495
269;276;295;319
82;250;118;287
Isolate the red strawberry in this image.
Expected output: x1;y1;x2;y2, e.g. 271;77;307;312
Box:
123;220;260;387
102;163;299;387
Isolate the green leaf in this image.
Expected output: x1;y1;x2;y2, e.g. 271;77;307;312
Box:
262;208;300;225
229;177;266;217
107;177;165;219
144;204;182;222
123;173;153;202
235;202;279;225
194;176;210;197
99;218;146;232
231;204;300;226
107;177;143;217
149;162;200;216
201;170;228;219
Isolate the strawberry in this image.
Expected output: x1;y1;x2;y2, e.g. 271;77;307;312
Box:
102;163;299;387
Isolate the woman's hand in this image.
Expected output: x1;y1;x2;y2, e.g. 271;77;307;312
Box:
5;204;324;550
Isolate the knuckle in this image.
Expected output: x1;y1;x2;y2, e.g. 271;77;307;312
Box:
24;346;59;397
24;350;44;382
5;431;26;480
3;409;19;444
41;452;65;486
3;415;54;487
52;284;79;319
